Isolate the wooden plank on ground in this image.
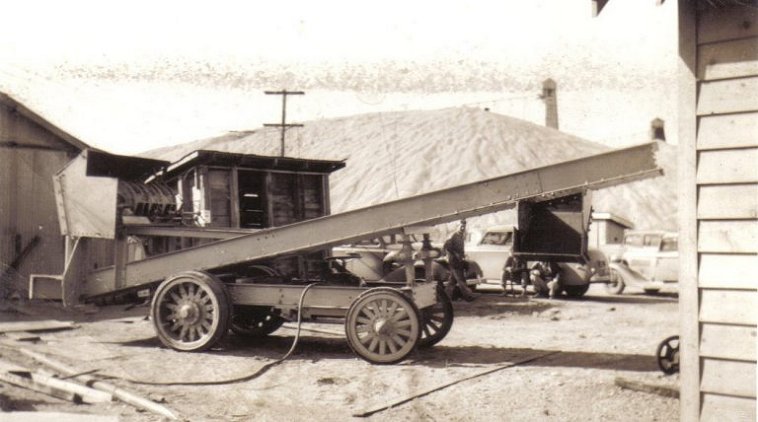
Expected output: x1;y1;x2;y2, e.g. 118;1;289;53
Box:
700;393;756;422
614;377;679;398
700;289;757;325
698;112;758;150
698;221;758;253
699;254;758;289
698;5;758;44
0;412;118;422
698;184;758;219
0;359;112;404
696;149;758;184
20;349;180;420
697;77;758;116
700;358;756;398
700;323;757;362
0;320;76;333
698;37;758;81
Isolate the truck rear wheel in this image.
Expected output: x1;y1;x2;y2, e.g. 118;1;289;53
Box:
151;271;231;352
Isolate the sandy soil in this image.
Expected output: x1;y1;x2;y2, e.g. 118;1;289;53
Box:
0;284;679;421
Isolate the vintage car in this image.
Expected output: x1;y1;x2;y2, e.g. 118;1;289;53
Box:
606;230;679;294
465;225;610;298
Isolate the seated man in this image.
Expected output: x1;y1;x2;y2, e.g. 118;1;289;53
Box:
502;253;529;296
530;261;562;298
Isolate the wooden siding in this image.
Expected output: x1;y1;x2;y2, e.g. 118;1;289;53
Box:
698;112;758;150
0;101;78;296
697;184;758;219
700;393;756;422
700;289;757;325
697;36;758;81
680;2;758;419
698;220;758;253
700;323;756;361
697;77;758;115
699;254;758;289
700;358;756;398
695;148;758;184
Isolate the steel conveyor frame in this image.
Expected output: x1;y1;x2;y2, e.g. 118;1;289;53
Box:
79;142;661;297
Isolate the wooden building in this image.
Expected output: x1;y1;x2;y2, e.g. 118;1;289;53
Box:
149;150;346;281
0;92;89;299
587;211;634;248
595;1;757;420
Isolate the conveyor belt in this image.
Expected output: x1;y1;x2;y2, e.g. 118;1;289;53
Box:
83;143;661;296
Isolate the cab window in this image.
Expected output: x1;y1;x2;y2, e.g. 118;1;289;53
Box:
661;238;678;252
624;234;643;247
480;231;513;246
643;234;662;247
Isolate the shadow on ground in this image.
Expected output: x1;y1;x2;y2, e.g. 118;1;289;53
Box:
110;332;658;373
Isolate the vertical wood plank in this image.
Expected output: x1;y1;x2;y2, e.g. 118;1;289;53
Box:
677;1;700;419
230;167;240;228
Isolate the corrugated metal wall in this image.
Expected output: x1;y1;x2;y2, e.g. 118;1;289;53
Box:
0;101;77;297
691;4;757;420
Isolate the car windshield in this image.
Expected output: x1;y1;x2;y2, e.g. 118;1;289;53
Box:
480;231;513;246
624;233;644;247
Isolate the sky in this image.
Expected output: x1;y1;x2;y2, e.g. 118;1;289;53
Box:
0;0;679;154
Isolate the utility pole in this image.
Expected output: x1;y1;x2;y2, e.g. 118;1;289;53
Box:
264;90;305;156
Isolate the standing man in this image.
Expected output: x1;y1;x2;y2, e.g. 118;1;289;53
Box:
443;219;478;301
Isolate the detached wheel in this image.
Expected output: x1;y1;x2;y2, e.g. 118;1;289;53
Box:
231;307;285;337
418;285;454;348
563;283;590;298
656;335;680;375
151;271;231;351
605;268;626;295
345;287;421;364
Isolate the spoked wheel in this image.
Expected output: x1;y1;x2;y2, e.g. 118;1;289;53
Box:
418;285;454;348
345;287;421;364
231;306;285;337
151;271;231;352
656;335;680;375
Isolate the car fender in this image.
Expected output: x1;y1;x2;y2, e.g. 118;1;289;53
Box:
609;261;648;283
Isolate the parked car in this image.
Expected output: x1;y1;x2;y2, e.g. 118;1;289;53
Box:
465;225;610;298
606;230;679;295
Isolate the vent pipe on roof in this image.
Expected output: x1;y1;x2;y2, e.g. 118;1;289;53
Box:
540;79;559;130
650;118;666;141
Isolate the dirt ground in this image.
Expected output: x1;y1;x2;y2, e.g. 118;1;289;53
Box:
0;283;680;421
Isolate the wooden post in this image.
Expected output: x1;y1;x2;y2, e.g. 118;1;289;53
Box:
677;1;700;420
